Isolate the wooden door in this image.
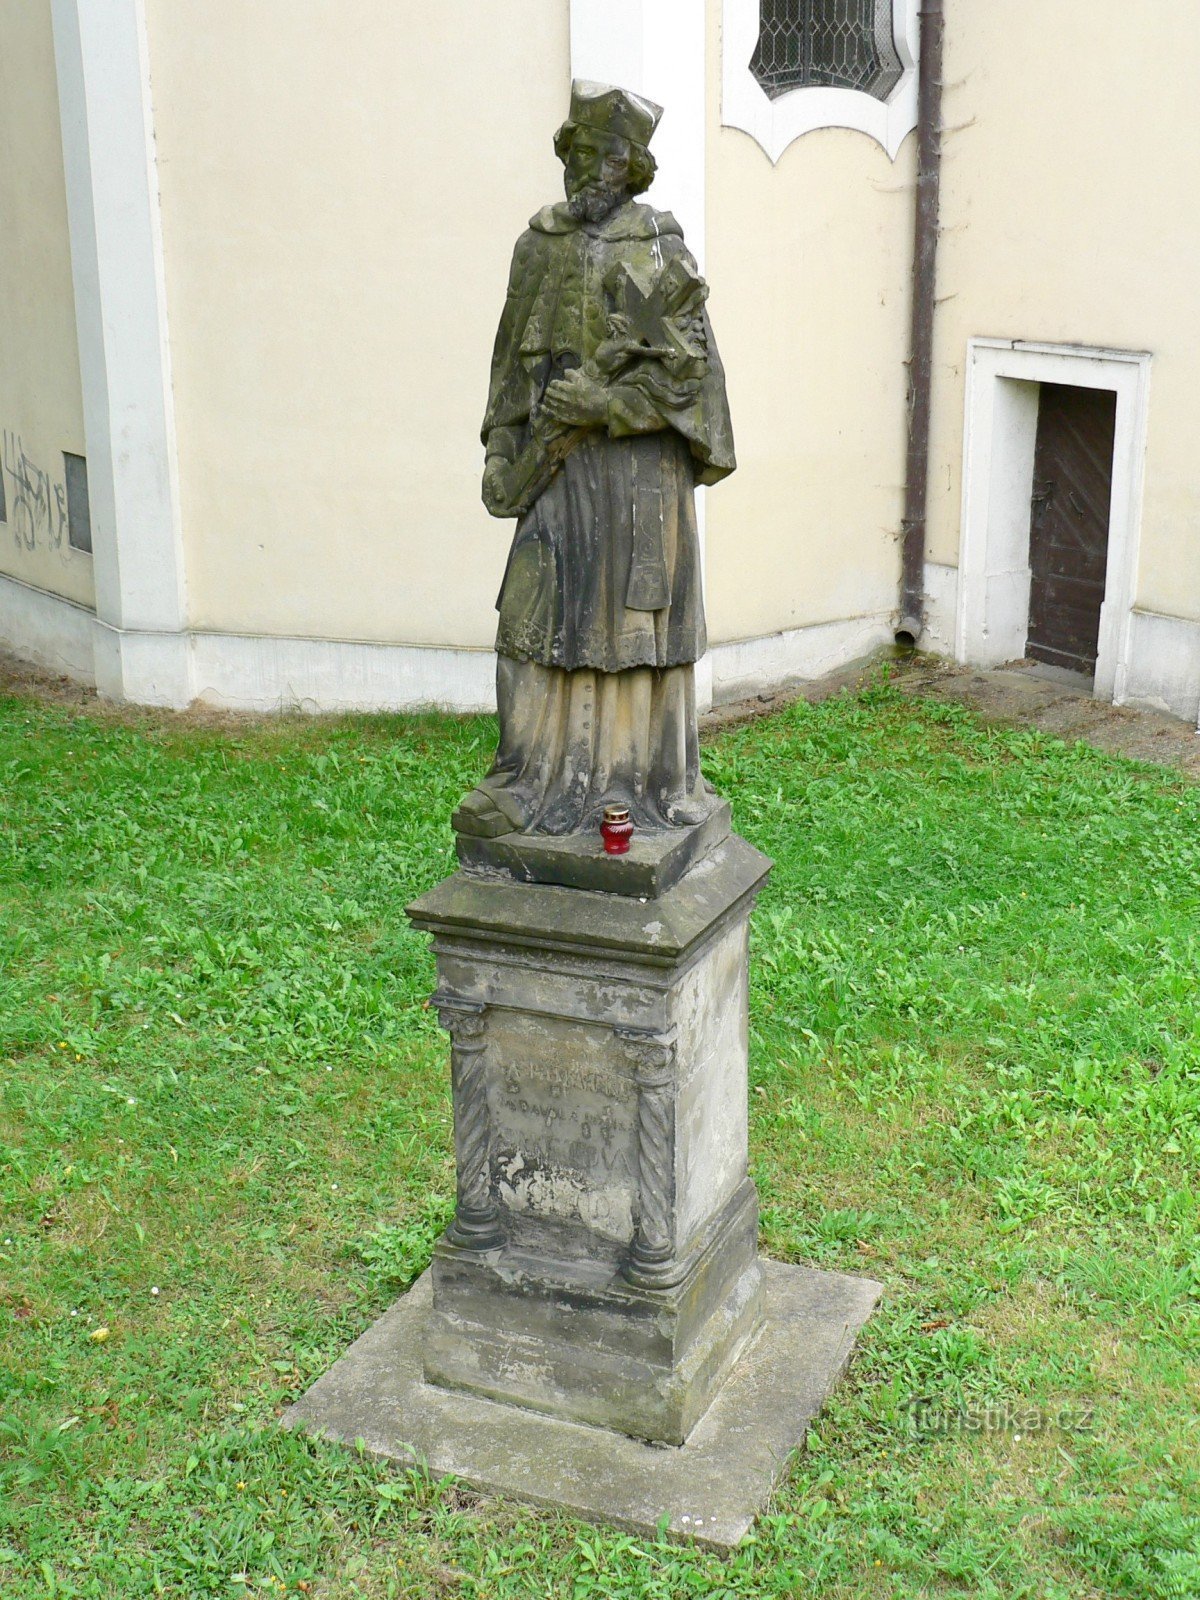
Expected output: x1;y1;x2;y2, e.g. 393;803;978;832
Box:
1026;383;1117;675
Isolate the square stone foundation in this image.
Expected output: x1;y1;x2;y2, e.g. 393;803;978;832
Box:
283;1259;881;1549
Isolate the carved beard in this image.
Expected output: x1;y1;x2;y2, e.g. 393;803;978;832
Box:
566;178;627;223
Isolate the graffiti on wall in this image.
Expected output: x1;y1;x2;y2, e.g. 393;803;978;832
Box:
2;431;69;554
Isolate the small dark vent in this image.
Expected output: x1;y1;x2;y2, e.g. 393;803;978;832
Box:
750;0;903;102
64;452;92;553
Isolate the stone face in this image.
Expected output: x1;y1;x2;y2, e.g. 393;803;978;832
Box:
486;1012;640;1243
423;1186;763;1444
405;834;772;1444
671;914;748;1244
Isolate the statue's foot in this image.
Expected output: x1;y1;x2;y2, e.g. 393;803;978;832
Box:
665;807;707;828
663;790;721;828
452;790;515;838
452;785;526;838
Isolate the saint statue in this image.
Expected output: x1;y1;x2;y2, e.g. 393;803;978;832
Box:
453;81;735;841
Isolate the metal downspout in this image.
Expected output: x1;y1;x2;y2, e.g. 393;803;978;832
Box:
897;0;945;645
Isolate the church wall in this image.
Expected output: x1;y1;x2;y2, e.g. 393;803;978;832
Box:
928;1;1200;628
141;0;570;650
702;0;915;653
0;0;93;613
10;0;1199;717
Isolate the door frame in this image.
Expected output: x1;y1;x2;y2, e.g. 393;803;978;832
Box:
955;339;1152;702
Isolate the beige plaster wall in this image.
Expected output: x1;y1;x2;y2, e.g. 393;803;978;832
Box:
0;0;92;607
703;0;914;646
144;0;570;646
928;2;1200;621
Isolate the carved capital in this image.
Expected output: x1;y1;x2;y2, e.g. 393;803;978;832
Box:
616;1027;676;1089
433;995;488;1046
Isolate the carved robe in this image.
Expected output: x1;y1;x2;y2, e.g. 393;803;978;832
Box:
475;198;736;834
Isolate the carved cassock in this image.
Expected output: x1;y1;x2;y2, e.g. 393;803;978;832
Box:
460;89;736;838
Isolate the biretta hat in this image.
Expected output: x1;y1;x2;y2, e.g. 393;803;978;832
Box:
565;79;664;150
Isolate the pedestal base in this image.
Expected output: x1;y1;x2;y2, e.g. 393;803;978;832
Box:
287;829;884;1545
283;1259;882;1550
425;1180;762;1445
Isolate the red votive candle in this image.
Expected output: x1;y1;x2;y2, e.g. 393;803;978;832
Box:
600;804;634;855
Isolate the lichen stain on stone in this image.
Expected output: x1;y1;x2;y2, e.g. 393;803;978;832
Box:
496;1146;634;1240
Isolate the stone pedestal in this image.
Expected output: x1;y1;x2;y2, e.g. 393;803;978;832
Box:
409;834;769;1444
284;827;883;1544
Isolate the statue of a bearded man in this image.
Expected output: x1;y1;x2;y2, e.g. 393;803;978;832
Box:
454;80;735;842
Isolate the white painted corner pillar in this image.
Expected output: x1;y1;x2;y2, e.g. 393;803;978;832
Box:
569;0;713;706
51;0;191;707
569;0;706;268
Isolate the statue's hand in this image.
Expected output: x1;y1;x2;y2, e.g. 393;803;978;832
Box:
594;314;640;378
541;369;608;427
482;455;516;518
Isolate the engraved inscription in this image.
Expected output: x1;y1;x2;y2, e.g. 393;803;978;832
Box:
489;1056;637;1242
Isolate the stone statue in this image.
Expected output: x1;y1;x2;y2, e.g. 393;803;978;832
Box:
453;80;736;841
290;82;880;1537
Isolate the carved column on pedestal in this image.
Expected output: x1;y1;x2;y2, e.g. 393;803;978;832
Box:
617;1026;679;1288
434;995;503;1250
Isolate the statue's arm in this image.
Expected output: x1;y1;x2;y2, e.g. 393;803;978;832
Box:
481;233;540;450
480;235;545;516
598;234;714;441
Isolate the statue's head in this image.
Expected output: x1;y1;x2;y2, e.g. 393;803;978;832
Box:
554;80;662;222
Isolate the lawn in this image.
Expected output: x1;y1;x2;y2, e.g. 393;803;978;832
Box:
1;678;1198;1599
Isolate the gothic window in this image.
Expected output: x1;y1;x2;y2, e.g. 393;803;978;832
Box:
750;0;903;102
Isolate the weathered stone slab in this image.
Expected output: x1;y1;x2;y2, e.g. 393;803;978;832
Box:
454;800;731;898
283;1259;883;1551
406;835;772;968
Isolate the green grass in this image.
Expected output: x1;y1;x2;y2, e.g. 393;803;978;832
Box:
1;679;1198;1598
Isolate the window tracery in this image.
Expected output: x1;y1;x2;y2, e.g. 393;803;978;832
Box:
750;0;903;103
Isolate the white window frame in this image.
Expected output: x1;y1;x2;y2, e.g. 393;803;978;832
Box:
721;0;920;163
